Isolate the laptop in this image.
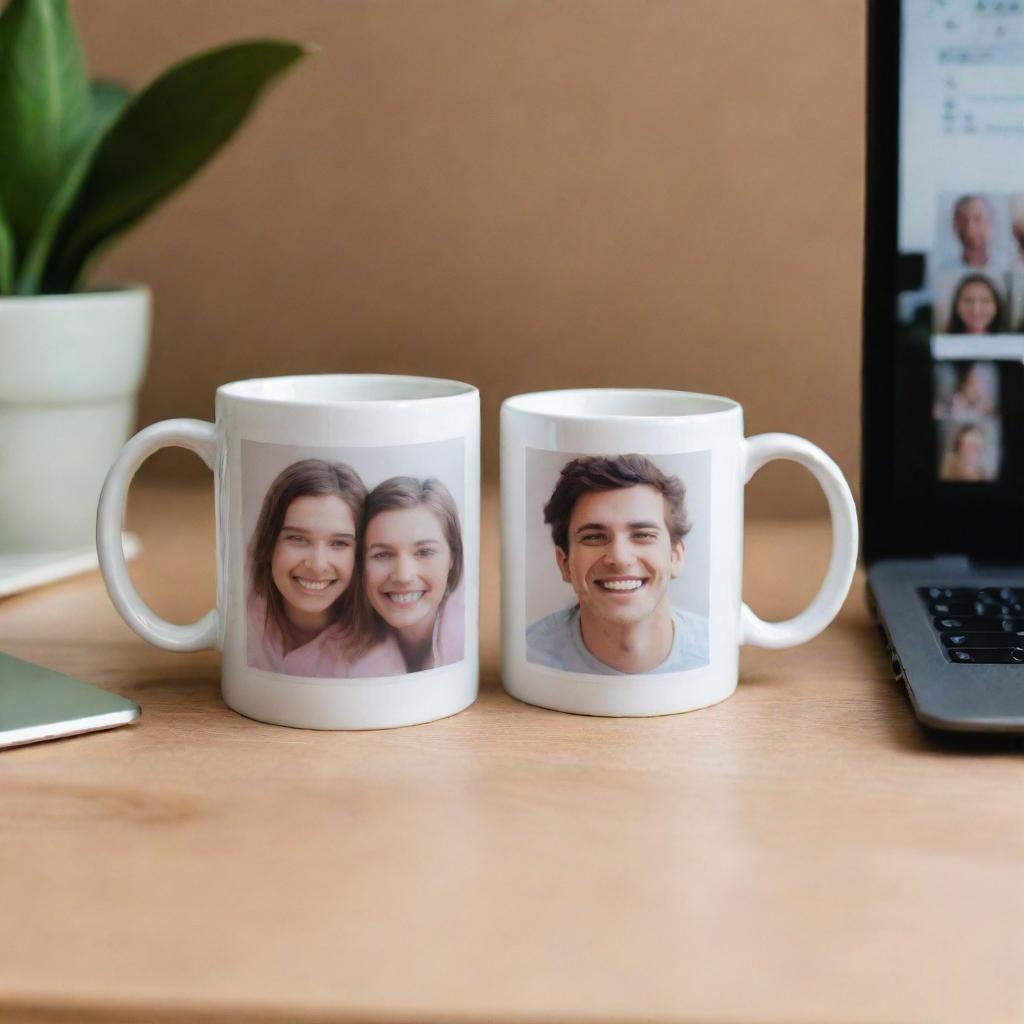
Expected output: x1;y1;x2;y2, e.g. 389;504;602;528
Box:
863;0;1024;732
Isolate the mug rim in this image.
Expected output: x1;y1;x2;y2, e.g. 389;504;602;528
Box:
217;373;478;407
502;388;740;421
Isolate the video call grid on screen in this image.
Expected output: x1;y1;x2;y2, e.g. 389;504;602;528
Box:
898;1;1024;486
523;447;711;626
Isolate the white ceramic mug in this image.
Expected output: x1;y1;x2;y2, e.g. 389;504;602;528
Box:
500;389;857;717
98;374;480;730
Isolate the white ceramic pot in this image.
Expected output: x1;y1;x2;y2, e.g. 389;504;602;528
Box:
0;286;150;554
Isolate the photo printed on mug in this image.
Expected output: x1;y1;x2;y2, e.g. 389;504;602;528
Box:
524;448;711;676
243;438;466;679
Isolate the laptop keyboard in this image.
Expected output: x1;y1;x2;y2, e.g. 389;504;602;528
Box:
920;587;1024;664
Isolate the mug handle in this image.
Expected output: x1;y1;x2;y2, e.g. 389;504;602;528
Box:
739;433;858;648
96;418;219;652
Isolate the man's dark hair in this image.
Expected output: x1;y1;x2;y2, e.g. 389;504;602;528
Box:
543;454;691;552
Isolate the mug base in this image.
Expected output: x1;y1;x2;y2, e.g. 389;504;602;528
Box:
502;669;736;718
221;661;478;730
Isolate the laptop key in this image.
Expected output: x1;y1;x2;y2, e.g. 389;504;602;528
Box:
920;587;976;602
983;603;1024;617
928;602;979;615
941;631;1024;648
945;647;1024;665
919;588;1023;613
933;616;1024;632
926;600;1022;616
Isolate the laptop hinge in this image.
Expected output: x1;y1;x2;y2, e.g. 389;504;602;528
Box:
932;555;1024;571
932;555;971;570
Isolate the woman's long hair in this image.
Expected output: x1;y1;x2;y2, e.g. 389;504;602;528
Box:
948;273;1004;334
940;424;986;482
350;477;464;655
249;459;366;649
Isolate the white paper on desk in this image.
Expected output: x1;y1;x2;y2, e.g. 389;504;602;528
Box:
0;533;140;598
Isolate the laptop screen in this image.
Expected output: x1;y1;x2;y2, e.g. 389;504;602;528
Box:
897;0;1024;493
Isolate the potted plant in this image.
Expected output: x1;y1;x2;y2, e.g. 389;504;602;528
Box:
0;0;308;554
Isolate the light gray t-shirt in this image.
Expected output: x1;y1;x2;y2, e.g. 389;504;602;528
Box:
526;604;709;675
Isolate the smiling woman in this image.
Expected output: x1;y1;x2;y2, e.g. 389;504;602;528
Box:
947;273;1005;335
247;459;374;676
359;477;466;674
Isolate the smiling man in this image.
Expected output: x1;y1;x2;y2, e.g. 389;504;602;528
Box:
526;455;709;675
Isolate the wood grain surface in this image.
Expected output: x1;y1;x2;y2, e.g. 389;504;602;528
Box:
2;486;1022;1024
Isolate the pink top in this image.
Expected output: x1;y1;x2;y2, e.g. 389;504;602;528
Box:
430;581;466;670
246;581;466;678
246;596;405;679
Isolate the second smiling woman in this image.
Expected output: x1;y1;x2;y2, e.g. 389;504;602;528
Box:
358;477;465;673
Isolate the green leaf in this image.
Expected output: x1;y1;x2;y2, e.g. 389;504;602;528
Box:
15;77;131;293
39;40;308;293
0;0;91;254
0;209;15;295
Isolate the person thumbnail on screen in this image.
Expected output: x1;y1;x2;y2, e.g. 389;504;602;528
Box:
932;361;999;421
937;419;1001;483
934;194;1010;277
935;271;1008;335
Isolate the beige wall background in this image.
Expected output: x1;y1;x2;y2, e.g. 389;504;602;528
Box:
77;0;865;517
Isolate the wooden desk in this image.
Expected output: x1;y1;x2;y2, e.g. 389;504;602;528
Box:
2;486;1022;1024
